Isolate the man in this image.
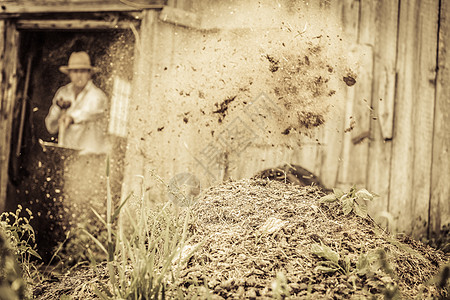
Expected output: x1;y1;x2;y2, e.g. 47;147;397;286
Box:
45;51;108;154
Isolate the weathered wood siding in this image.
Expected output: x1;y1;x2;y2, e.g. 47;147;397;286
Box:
431;0;450;240
290;0;446;238
391;0;439;238
366;0;399;229
0;0;164;14
119;0;450;239
292;0;445;238
0;21;19;212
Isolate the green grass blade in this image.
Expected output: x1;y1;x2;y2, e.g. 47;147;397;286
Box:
112;193;133;222
90;207;107;227
81;228;108;256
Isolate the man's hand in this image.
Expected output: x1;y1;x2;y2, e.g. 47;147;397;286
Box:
58;114;74;129
56;98;72;109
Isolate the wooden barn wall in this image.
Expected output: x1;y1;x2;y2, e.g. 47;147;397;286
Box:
116;0;450;239
0;0;444;239
291;0;444;238
289;0;445;238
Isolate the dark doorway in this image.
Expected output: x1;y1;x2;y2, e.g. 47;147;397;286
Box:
7;29;135;263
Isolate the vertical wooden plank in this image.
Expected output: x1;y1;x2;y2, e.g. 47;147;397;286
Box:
108;76;131;138
0;21;19;212
316;0;345;189
358;0;376;46
363;1;398;141
366;0;399;224
295;137;320;175
120;10;158;203
341;0;360;42
0;21;4;115
430;0;450;239
389;1;417;235
411;0;439;238
336;0;360;188
0;20;5;212
318;110;344;188
348;45;373;186
338;44;373;187
390;0;439;237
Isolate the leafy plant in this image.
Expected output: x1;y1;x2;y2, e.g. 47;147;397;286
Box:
0;205;42;265
421;264;450;299
0;228;26;300
0;205;42;299
310;242;351;275
320;186;377;218
311;243;403;298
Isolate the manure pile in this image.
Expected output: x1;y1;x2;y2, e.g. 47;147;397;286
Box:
175;179;449;299
34;179;449;299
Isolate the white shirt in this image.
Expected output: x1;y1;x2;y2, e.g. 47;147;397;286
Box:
45;80;108;154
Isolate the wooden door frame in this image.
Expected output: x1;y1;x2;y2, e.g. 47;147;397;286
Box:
0;20;19;212
0;12;144;212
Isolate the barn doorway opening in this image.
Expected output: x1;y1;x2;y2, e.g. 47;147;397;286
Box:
6;28;135;263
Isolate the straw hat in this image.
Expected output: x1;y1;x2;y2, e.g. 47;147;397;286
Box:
59;51;99;74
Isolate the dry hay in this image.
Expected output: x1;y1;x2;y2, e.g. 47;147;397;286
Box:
33;179;449;299
33;263;108;300
175;179;449;299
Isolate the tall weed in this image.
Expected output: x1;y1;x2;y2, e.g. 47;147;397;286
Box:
88;158;201;299
0;205;42;299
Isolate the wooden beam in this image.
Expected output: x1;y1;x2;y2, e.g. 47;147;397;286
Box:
359;0;397;141
430;0;450;239
0;0;164;15
348;44;373;186
341;0;359;42
159;5;201;29
337;44;373;187
358;0;376;46
316;0;345;189
366;0;399;227
0;21;4;115
0;21;19;212
16;19;140;30
119;10;157;206
389;0;439;238
337;0;360;188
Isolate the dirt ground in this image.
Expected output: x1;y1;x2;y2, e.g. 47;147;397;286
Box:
34;179;449;299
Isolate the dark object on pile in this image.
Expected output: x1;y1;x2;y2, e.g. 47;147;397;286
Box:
254;164;330;192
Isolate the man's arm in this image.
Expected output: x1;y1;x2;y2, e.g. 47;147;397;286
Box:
69;89;107;124
45;94;63;134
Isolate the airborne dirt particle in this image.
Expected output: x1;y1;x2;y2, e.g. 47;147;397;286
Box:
265;54;280;72
298;111;325;129
213;95;237;122
344;119;356;133
281;127;292;135
343;72;357;86
134;1;355;169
